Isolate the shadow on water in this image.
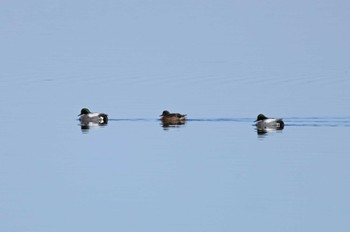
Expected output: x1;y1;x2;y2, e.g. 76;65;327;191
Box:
79;122;108;134
161;121;186;130
256;128;284;139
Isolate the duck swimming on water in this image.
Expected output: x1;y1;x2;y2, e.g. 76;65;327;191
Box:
78;108;108;125
160;110;186;127
255;114;284;132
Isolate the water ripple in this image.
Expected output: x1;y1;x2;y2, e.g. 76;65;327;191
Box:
187;118;252;122
108;118;156;122
285;117;350;127
108;117;350;127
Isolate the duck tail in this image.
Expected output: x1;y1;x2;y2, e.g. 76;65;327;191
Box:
277;119;284;129
100;114;108;124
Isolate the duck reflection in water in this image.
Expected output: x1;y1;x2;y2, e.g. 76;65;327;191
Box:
78;108;108;132
160;110;186;128
254;113;284;134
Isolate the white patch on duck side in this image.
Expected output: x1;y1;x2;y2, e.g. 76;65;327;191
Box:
256;118;279;129
99;116;104;123
87;113;100;118
263;119;277;124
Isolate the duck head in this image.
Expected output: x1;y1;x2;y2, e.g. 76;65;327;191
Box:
160;110;170;116
255;114;268;122
79;108;91;116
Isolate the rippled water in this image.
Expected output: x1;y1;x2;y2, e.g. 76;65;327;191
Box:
1;1;350;231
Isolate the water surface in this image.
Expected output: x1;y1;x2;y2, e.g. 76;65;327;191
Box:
1;1;350;231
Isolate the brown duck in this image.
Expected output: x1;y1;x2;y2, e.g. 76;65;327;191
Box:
160;110;186;126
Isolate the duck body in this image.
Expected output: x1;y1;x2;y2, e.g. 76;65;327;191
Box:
160;110;186;126
255;114;284;131
79;108;108;125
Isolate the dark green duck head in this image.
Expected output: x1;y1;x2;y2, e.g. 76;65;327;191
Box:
79;108;91;116
255;114;268;122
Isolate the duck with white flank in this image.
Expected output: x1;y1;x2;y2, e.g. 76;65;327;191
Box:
255;114;284;132
78;108;108;125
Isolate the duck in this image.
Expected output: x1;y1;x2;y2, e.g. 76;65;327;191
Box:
78;108;108;125
255;114;284;131
160;110;186;126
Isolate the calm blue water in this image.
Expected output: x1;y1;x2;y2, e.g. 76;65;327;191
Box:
1;1;350;231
